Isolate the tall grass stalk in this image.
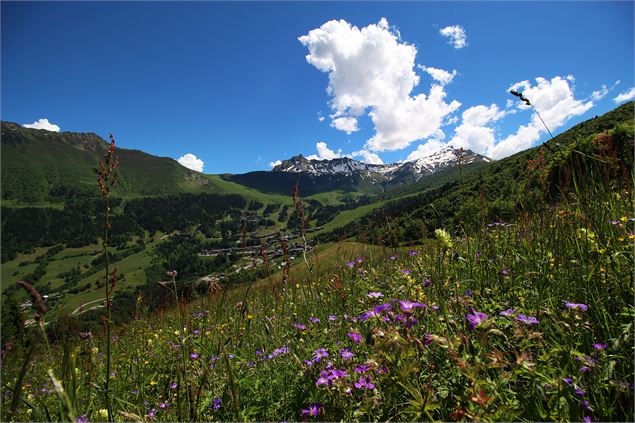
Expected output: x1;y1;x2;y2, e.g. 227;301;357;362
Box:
96;134;119;422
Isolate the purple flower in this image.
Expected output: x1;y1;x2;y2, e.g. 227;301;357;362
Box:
328;315;337;321
564;301;589;311
346;261;355;268
268;346;289;359
592;343;607;350
292;323;307;330
367;291;384;298
76;414;89;423
211;397;222;411
347;332;362;344
432;304;440;312
398;300;426;313
580;400;590;411
563;377;574;386
423;333;433;345
401;269;412;275
465;308;489;330
159;402;168;409
190;353;200;360
148;408;156;418
131;389;139;394
500;269;510;277
354;364;370;373
423;278;431;287
339;348;354;361
389;254;398;260
575;388;586;397
374;302;392;314
360;310;379;321
499;307;518;317
475;251;482;258
584;416;592;423
312;348;329;363
465;289;473;297
309;317;320;323
408;250;419;256
579;366;592;373
301;403;323;418
354;376;376;390
515;314;540;325
356;256;364;263
169;382;178;389
303;359;313;367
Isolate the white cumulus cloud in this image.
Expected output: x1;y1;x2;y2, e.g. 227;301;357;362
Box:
613;87;635;103
439;25;467;49
448;103;509;154
177;153;204;172
590;84;609;101
418;65;457;86
269;160;282;168
22;118;60;132
299;18;461;153
352;149;384;164
307;141;343;160
330;116;359;134
487;76;593;159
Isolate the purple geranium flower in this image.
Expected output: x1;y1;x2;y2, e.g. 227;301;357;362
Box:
211;397;222;411
401;269;412;275
328;315;337;321
190;353;200;360
301;403;323;418
374;302;392;314
169;382;178;389
499;307;518;317
500;269;510;277
465;307;489;330
360;310;379;321
367;291;384;298
515;314;540;325
563;377;574;386
339;348;354;361
592;343;607;350
354;364;370;373
423;278;432;287
346;261;356;268
347;332;362;343
354;376;376;390
312;348;329;363
575;388;586;397
408;250;419;256
309;317;320;323
398;300;426;313
389;254;398;260
564;301;589;311
292;323;307;330
76;414;89;423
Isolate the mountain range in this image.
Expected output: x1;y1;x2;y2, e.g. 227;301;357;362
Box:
1;121;490;202
273;147;490;184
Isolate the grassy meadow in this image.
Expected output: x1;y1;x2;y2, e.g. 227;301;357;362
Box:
2;175;633;422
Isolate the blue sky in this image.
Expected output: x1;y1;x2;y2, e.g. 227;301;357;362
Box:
2;1;633;174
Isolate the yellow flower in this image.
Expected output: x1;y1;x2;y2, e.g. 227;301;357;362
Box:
246;314;253;320
98;409;109;419
149;380;158;386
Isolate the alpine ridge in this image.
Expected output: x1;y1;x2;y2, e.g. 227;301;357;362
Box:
272;146;491;183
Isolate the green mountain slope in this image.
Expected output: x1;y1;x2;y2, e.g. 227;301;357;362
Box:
320;102;634;244
1;122;212;204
